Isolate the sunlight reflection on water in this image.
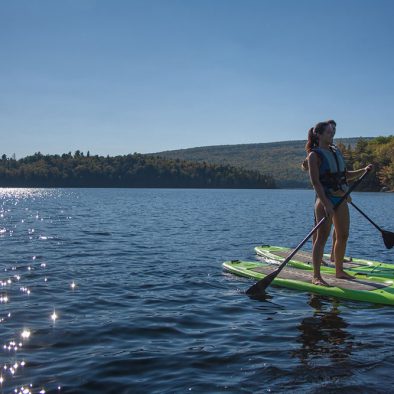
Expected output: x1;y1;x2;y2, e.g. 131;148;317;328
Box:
0;188;393;393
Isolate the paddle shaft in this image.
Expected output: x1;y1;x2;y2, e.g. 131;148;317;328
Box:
246;170;370;295
350;201;383;232
264;215;326;278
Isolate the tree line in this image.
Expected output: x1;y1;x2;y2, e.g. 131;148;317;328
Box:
337;135;394;191
0;151;276;189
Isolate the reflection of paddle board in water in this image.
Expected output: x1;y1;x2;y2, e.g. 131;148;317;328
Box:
223;260;394;306
254;245;394;279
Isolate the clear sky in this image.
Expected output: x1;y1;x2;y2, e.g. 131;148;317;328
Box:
1;0;393;158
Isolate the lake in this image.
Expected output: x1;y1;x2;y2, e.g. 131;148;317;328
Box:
1;188;393;393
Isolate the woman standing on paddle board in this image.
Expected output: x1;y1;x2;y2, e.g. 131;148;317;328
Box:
302;120;348;264
307;121;373;286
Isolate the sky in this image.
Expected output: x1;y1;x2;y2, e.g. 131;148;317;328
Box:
1;0;394;158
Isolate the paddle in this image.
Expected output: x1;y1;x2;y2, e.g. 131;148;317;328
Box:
246;170;370;297
350;202;394;249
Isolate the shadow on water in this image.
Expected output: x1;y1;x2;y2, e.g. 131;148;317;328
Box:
246;291;273;303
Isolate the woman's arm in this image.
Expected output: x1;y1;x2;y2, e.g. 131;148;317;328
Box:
308;152;334;216
346;164;373;182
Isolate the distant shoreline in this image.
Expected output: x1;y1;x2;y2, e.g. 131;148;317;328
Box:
0;185;278;190
1;186;392;192
0;152;276;190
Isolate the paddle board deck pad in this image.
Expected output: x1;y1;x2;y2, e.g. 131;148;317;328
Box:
255;245;394;279
223;260;394;306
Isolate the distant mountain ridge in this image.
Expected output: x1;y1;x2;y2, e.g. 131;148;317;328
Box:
152;137;371;188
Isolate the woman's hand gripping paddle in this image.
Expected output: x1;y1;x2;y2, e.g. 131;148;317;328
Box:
246;170;370;298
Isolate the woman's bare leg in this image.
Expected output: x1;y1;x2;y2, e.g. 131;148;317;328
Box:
332;202;353;279
330;229;336;262
312;199;332;285
312;213;328;267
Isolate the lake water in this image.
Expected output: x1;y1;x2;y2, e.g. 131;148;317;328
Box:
0;188;394;394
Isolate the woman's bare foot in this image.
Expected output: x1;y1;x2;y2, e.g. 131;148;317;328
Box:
312;277;330;286
336;271;354;280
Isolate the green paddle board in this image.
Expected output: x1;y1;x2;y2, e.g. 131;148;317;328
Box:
255;245;394;279
223;260;394;306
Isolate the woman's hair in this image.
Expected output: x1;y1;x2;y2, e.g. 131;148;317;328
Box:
305;121;330;153
301;157;309;171
302;120;336;170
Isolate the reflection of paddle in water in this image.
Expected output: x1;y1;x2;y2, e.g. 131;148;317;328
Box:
292;295;354;365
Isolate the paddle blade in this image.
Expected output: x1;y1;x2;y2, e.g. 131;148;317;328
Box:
382;230;394;249
246;271;277;296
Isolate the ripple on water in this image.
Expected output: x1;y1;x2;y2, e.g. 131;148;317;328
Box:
0;188;393;393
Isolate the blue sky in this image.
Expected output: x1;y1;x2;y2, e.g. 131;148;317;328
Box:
1;0;393;157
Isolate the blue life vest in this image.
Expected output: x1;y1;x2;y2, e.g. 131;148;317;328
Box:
313;145;348;195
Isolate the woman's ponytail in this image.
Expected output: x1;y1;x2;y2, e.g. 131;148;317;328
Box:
305;127;318;153
305;122;329;153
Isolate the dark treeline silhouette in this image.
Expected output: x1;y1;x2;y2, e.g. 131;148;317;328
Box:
0;151;276;189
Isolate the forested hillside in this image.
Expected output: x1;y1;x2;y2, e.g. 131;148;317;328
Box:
154;138;366;188
338;136;394;191
2;136;391;190
0;152;275;189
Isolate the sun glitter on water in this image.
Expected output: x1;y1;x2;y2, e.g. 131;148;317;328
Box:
51;310;58;322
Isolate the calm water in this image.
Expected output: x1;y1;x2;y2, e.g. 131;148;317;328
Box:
1;188;394;394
